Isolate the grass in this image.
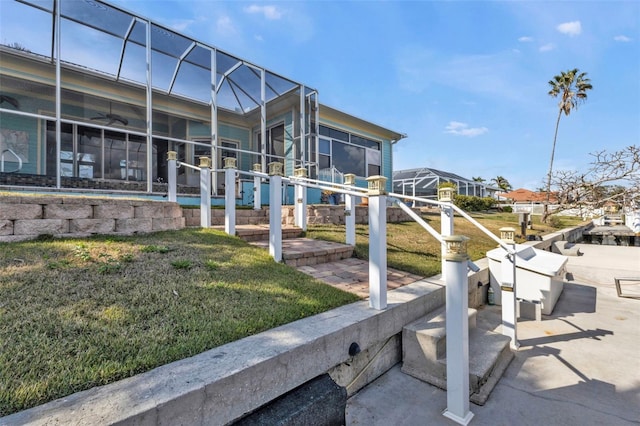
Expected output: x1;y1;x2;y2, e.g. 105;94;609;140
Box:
0;228;359;416
0;211;587;416
306;211;588;278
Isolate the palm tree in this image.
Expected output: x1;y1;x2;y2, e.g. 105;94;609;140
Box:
542;68;593;222
472;176;485;183
491;176;512;192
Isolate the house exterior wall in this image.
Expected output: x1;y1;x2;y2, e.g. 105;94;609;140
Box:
0;1;403;202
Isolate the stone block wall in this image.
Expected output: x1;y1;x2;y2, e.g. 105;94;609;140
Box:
183;208;269;227
0;195;184;242
283;205;416;225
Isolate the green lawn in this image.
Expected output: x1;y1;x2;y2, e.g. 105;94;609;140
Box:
0;211;586;416
0;229;358;416
306;211;587;278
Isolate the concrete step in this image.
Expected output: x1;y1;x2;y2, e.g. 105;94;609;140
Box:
402;306;476;362
401;306;513;406
250;238;354;267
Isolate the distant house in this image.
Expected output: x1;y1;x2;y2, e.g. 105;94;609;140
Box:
393;167;501;201
499;188;558;204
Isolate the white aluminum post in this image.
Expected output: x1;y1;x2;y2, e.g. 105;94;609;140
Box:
500;227;519;349
367;176;387;310
268;162;283;262
167;151;177;202
293;168;307;231
199;157;211;228
442;235;474;426
224;158;237;236
345;173;356;246
252;163;262;210
438;187;455;280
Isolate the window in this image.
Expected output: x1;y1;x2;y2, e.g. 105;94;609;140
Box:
332;141;365;177
317;125;381;178
255;123;285;166
217;140;239;169
48;122;154;182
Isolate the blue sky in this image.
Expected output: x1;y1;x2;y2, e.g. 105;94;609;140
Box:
109;1;639;189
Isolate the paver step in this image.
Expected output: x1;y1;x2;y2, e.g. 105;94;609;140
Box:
402;306;513;405
214;225;304;242
250;238;354;267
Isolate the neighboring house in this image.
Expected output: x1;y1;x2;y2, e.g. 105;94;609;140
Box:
0;0;404;204
498;188;558;204
393;167;500;200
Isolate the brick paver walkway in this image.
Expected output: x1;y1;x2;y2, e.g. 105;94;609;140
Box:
296;257;424;298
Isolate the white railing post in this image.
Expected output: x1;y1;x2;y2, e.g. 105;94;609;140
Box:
293;167;308;231
344;173;356;246
268;162;283;262
199;156;211;228
438;186;455;280
499;227;519;349
167;151;177;202
224;157;237;236
252;163;262;210
367;175;387;310
442;235;474;426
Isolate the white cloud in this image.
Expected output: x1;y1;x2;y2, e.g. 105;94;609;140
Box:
556;21;582;37
539;43;555;52
614;35;632;42
254;34;264;42
444;121;488;137
169;19;195;32
216;15;237;35
518;36;533;42
244;5;284;20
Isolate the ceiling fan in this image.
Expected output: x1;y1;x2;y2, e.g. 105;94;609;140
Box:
0;94;20;109
90;103;128;126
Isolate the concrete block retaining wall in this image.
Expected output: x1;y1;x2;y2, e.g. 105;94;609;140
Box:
182;208;270;227
525;222;594;251
0;195;184;242
183;205;416;227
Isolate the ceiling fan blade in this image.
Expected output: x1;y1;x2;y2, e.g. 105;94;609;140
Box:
0;95;20;109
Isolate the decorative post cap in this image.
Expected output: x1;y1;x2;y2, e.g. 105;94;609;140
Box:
268;161;284;176
167;151;177;161
438;186;455;202
500;227;516;244
199;156;211;168
366;175;387;195
223;157;237;169
344;173;356;185
443;235;470;262
253;163;262;172
294;167;308;178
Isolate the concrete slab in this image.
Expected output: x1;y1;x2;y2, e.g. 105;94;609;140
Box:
347;244;640;425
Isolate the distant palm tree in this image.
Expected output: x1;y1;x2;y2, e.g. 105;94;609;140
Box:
472;176;485;183
543;68;592;222
492;176;512;192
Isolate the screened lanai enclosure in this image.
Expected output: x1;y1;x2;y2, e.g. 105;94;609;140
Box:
0;0;327;197
393;168;499;203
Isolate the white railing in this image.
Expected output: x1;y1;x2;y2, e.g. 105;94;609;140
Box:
165;156;517;422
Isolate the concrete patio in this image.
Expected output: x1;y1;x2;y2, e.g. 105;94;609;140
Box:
345;243;640;425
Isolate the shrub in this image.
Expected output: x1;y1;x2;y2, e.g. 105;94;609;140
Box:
453;195;495;212
548;215;563;228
